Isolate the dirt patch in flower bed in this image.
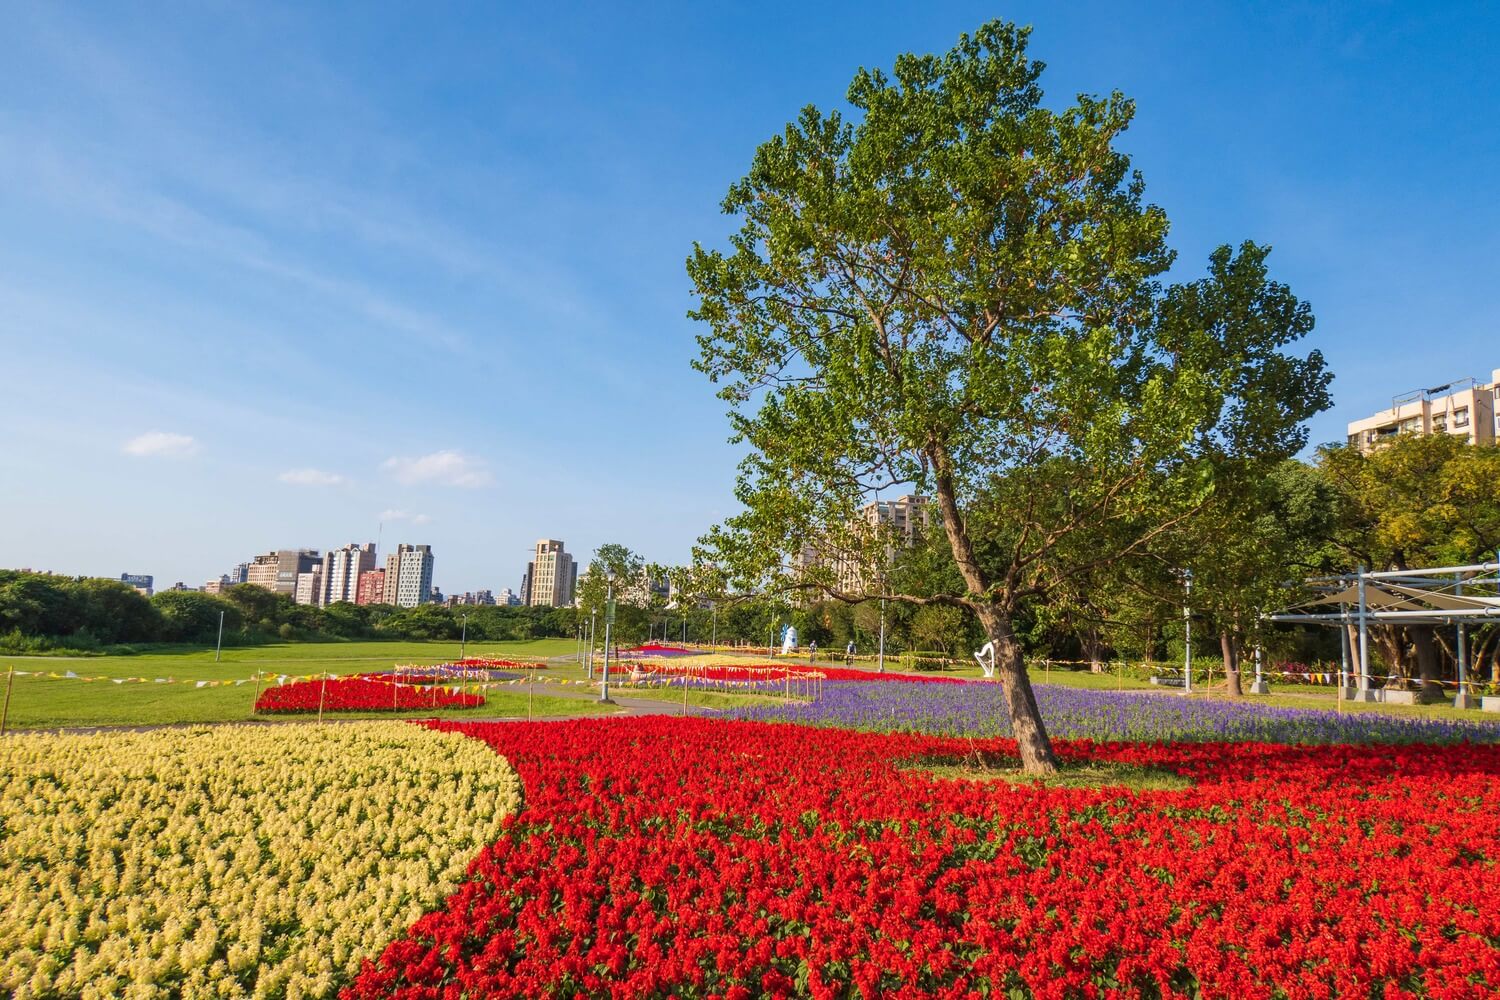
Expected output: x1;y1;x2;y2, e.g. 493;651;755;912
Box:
902;749;1193;791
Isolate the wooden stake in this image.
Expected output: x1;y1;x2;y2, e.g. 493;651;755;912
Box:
682;673;689;715
1;665;13;735
528;670;534;719
251;670;263;717
316;672;328;725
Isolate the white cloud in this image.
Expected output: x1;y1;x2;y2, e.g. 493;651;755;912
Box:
381;450;491;488
278;468;347;487
378;509;433;525
122;431;197;458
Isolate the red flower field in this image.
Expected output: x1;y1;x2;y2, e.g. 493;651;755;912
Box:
631;661;966;684
346;718;1500;999
254;676;484;713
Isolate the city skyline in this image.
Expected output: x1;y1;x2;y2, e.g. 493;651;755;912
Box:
3;3;1497;591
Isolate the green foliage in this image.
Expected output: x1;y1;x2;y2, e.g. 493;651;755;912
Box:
686;19;1329;620
150;591;243;642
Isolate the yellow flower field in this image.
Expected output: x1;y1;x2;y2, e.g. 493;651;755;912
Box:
0;722;521;999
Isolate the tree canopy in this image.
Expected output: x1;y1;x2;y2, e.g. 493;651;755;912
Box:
688;21;1329;771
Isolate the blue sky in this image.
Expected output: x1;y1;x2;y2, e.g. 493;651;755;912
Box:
2;2;1497;593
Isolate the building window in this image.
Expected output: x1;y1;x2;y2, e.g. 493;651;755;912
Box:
1454;407;1470;427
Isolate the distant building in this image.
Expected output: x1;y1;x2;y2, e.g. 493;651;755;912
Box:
203;575;230;595
526;539;576;607
120;573;153;597
496;587;520;607
293;567;324;606
384;544;434;608
245;550;320;596
1347;368;1500;454
622;571;670;607
355;568;386;605
227;563;249;585
449;590;495;606
795;495;931;595
166;581;194;592
322;542;377;606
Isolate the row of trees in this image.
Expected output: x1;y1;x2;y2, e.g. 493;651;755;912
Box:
0;576;582;651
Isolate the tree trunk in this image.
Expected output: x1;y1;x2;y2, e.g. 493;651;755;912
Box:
1408;625;1443;697
928;440;1059;776
1373;626;1405;685
1221;631;1243;697
1083;629;1106;673
978;606;1059;775
1344;621;1362;683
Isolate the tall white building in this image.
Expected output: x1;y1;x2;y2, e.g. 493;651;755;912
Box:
321;542;377;606
384;544;435;608
525;539;576;607
293;567;324;606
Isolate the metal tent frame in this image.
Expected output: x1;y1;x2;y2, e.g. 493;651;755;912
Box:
1266;559;1500;705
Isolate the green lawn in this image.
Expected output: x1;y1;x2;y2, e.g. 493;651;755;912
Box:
0;639;587;730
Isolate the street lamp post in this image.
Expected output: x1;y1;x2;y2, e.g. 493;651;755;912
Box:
877;597;886;673
600;573;615;703
1181;569;1193;695
459;613;468;660
711;602;717;648
588;606;596;680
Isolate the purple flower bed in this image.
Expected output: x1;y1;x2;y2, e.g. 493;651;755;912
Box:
729;681;1500;745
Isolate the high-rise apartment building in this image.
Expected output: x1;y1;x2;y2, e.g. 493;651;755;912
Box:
355;569;385;605
227;563;249;585
321;542;377;606
794;495;931;595
293;567;324;606
1347;368;1500;454
497;587;520;606
383;544;434;608
245;550;321;596
525;539;576;607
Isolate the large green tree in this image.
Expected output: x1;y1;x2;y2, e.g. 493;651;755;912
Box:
687;22;1329;772
1318;435;1500;692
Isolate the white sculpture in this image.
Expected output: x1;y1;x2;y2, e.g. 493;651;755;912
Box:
973;641;997;678
780;625;798;657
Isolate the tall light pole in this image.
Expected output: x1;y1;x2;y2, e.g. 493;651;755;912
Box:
588;606;596;679
214;610;224;662
600;571;615;703
459;612;468;660
711;602;717;648
1181;568;1193;695
877;597;886;673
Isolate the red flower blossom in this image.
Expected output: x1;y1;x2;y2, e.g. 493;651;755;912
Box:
344;718;1500;998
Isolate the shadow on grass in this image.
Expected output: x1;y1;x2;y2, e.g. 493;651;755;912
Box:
901;749;1192;791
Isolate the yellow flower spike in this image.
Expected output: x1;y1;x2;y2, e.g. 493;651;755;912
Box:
0;722;518;999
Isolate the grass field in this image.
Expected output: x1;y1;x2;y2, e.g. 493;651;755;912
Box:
6;638;1492;729
0;639;595;729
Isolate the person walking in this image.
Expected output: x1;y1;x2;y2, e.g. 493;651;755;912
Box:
808;640;817;662
845;640;855;666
